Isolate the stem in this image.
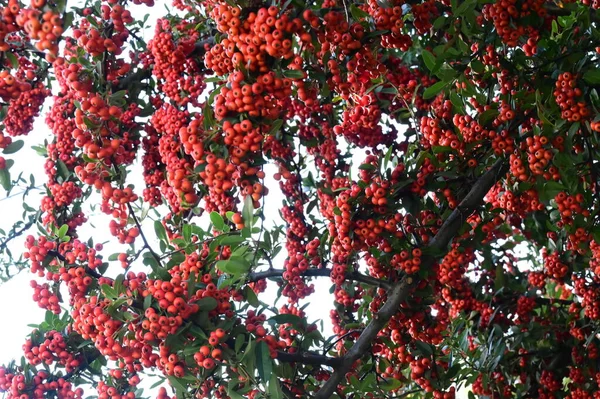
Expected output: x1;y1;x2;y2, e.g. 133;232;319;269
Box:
126;203;163;267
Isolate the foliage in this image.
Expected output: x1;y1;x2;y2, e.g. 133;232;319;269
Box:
0;0;599;398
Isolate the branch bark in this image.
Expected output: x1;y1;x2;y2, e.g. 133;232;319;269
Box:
313;157;508;399
276;351;342;367
248;268;392;290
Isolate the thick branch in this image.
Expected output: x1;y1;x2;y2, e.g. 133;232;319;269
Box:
314;158;507;399
427;158;507;252
248;268;392;290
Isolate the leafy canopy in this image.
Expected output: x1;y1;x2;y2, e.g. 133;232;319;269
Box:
0;0;599;398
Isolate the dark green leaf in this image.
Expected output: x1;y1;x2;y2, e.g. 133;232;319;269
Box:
422;81;448;100
255;340;273;382
2;140;23;154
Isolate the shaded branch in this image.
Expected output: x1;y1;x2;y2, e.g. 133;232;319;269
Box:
126;203;164;267
248;268;392;290
276;351;342;367
314;157;508;399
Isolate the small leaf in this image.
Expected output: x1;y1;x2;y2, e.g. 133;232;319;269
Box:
154;220;168;243
282;69;304;79
196;296;218;311
56;160;70;181
583;69;600;85
255;340;273;382
422;81;448;100
57;224;68;239
242;195;254;228
268;119;284;136
2;140;23;154
5;52;18;69
216;257;251;275
422;50;436;72
0;168;10;191
210;212;225;231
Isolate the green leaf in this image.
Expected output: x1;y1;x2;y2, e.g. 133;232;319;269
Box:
282;69;304;79
203;102;216;131
268;119;284;136
210;211;225;231
242;195;254;228
154;220;168;243
196;296;218;311
268;374;284;399
245;286;260;307
187;271;196;299
2;140;23;154
380;378;403;391
479;109;499;127
235;334;246;353
0;168;11;191
269;314;305;328
583;69;600;85
216;257;251;275
413;340;433;356
101;284;117;300
5;52;18;69
349;3;369;20
56;160;70;181
255;340;273;382
455;0;477;16
57;224;68;239
422;81;448;100
422;50;436;72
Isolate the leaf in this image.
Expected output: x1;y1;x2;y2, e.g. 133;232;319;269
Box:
57;224;68;239
349;3;369;20
0;168;11;191
282;69;304;79
167;376;187;398
203;102;216;131
268;374;284;399
56;160;70;181
235;334;245;353
269;314;305;328
583;69;600;85
2;140;23;154
5;52;18;69
413;340;433;356
242;195;254;228
268;119;284;136
216;257;251;275
218;235;246;246
422;81;448;100
479;109;499;127
196;296;218;311
210;211;225;231
422;50;436;73
154;220;168;243
245;286;259;307
187;271;196;299
255;340;273;382
101;284;117;300
380;378;402;391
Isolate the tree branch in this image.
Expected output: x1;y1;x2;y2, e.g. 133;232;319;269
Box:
276;351;342;367
314;157;508;399
126;203;164;267
248;268;392;290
